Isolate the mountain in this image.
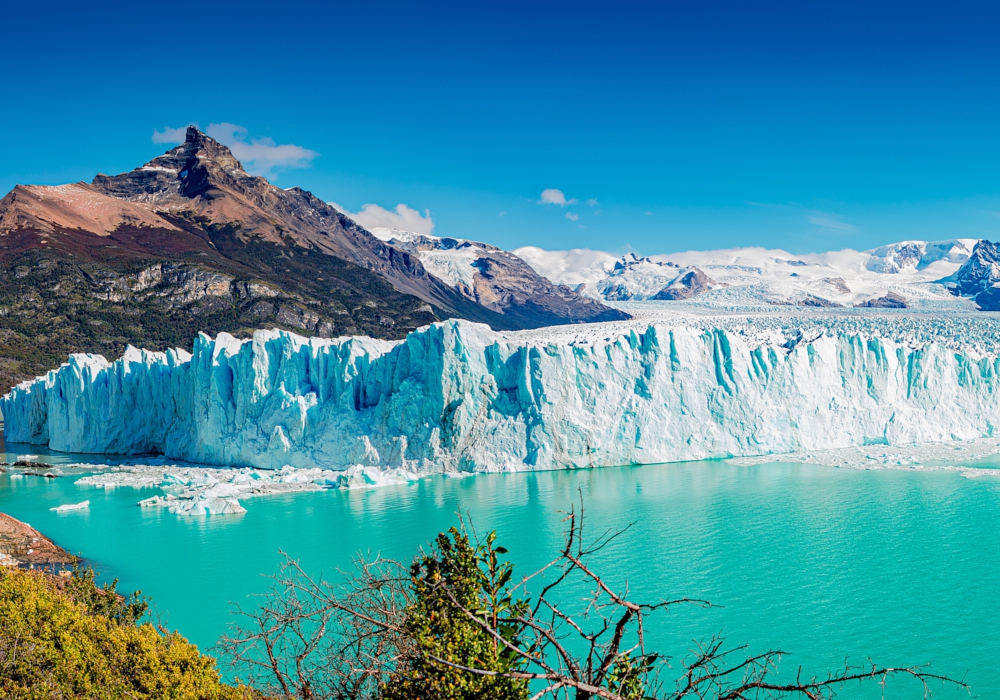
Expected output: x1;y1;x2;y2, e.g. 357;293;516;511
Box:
575;253;725;301
0;127;619;391
368;228;627;326
516;239;981;309
940;239;1000;310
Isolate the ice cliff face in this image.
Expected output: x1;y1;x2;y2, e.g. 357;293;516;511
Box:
4;320;1000;472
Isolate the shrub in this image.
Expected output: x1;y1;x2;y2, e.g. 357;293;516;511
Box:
0;567;247;700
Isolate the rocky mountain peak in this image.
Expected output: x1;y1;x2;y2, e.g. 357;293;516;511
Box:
941;239;1000;310
91;127;251;205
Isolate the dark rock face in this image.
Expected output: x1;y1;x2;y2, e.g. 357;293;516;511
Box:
855;292;907;309
940;240;1000;310
797;294;844;308
822;277;851;294
651;268;717;300
602;284;633;302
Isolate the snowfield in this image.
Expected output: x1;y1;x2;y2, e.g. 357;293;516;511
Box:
514;239;979;307
6;311;1000;476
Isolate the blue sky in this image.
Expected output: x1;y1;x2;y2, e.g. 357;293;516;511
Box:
3;0;999;255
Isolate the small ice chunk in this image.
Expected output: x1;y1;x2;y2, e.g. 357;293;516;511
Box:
50;500;90;512
169;497;246;515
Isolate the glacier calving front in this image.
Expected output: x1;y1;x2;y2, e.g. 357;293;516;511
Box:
3;320;997;472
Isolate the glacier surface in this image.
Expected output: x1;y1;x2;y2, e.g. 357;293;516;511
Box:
5;318;1000;473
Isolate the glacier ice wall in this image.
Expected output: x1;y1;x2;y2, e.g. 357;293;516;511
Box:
3;320;999;472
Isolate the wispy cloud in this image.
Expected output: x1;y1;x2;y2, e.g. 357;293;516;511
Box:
539;188;577;206
206;123;318;179
152;125;193;144
565;212;579;221
330;202;434;235
586;198;599;206
150;122;319;179
806;214;857;232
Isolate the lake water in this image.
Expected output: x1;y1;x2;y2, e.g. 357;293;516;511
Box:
0;447;995;698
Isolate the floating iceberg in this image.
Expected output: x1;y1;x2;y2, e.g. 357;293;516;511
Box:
78;463;419;515
50;500;89;512
7;319;1000;474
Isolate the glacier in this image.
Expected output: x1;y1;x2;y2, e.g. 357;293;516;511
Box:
4;318;1000;473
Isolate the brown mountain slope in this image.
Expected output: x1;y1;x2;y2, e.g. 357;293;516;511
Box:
93;127;486;309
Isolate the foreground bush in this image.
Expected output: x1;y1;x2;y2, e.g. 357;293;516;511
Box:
0;566;246;700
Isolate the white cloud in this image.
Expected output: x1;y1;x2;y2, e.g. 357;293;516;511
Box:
499;211;507;217
565;212;579;221
151;125;193;144
205;123;319;179
807;214;857;232
330;202;434;235
539;188;578;206
586;198;599;206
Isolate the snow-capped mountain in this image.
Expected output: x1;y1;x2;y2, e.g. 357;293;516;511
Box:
515;239;983;309
941;239;1000;310
367;228;627;326
562;253;726;302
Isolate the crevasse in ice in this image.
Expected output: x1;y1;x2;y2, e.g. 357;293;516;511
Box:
3;320;998;472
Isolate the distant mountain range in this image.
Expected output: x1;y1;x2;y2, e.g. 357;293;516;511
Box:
515;239;1000;311
0;127;621;390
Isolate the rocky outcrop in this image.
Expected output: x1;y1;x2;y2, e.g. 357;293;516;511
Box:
594;255;724;302
855;292;907;309
822;277;851;294
797;294;844;308
651;268;718;300
0;512;74;571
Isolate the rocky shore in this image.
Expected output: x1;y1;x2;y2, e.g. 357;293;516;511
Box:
0;512;75;572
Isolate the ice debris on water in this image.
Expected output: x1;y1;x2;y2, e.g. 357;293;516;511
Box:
728;438;1000;477
50;500;89;512
75;463;420;515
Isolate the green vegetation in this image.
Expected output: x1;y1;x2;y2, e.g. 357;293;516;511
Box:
0;566;246;700
382;528;530;700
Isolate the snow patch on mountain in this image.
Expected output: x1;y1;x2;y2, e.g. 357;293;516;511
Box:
369;228;482;289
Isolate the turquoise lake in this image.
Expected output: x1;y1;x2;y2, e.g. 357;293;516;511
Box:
0;448;995;698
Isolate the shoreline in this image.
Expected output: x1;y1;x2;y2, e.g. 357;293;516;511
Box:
0;511;76;573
